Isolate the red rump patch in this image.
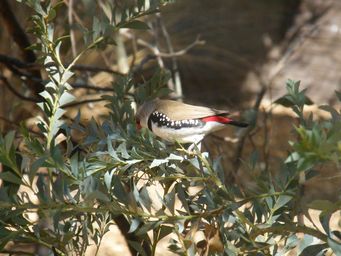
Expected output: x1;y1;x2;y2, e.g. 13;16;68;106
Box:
201;116;233;124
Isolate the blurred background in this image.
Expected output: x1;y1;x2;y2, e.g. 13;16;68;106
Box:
1;0;340;255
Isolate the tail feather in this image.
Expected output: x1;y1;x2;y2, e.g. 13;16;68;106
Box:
201;115;248;127
227;120;249;127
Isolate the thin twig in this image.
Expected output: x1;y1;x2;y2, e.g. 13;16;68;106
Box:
157;13;184;99
0;0;43;94
0;54;126;76
131;54;157;74
71;82;114;92
0;74;39;102
68;0;77;58
63;0;85;27
72;64;125;76
63;97;105;108
0;116;43;136
121;30;205;58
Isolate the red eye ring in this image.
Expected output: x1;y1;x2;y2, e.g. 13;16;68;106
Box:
136;119;142;129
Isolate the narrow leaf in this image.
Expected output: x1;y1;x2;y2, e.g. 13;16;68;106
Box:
121;20;150;30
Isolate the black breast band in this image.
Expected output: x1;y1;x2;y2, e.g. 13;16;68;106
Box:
147;115;153;131
148;111;204;130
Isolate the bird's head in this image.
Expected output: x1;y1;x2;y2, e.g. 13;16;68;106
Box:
135;100;157;129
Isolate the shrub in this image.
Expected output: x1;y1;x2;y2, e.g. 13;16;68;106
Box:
0;1;340;255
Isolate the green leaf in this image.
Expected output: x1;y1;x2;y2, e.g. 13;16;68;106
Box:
158;225;173;240
127;240;148;256
274;95;295;107
107;137;122;162
117;142;130;159
59;91;75;106
0;172;22;185
176;183;190;213
128;218;141;233
112;175;128;204
166;153;184;161
164;187;175;214
139;186;152;212
30;156;48;183
121;20;150;30
47;8;56;21
319;213;331;235
104;169;115;190
150;159;168;168
135;221;159;236
4;131;15;153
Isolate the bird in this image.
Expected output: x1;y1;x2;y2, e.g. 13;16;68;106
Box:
135;99;248;146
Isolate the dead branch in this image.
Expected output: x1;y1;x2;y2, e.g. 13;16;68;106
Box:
0;54;126;76
121;30;205;58
0;74;39;102
72;64;125;76
0;0;44;94
156;13;183;99
63;97;105;108
67;0;77;58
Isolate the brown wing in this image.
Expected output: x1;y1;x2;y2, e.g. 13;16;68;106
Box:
155;99;229;121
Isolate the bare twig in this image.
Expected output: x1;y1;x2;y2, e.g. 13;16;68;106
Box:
121;30;205;58
0;116;42;136
0;54;35;69
131;54;157;74
67;0;77;58
0;1;36;64
0;74;39;102
0;55;121;98
157;13;184;99
63;0;85;27
72;64;125;76
0;54;126;76
63;97;105;108
0;0;43;94
71;82;114;92
157;35;205;58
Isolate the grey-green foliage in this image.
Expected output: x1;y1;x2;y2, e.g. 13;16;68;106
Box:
1;1;341;256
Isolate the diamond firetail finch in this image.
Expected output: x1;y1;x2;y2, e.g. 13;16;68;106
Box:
136;99;248;144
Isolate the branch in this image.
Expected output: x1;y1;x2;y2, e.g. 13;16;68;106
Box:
0;0;44;94
156;35;205;58
0;54;126;76
71;82;114;92
156;13;184;99
123;30;205;58
72;64;125;76
0;1;35;63
0;116;42;136
67;0;77;58
0;74;39;102
63;97;105;108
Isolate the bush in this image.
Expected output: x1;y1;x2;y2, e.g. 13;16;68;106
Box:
0;1;341;255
